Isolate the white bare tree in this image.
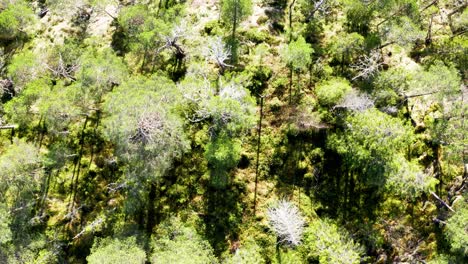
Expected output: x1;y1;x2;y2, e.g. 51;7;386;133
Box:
158;21;187;55
351;50;382;80
203;36;232;71
45;53;79;81
267;199;305;247
304;0;334;21
335;89;374;111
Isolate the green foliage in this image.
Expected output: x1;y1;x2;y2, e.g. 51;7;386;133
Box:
221;0;253;33
118;5;154;42
0;0;35;40
102;75;189;181
344;0;374;34
385;155;437;197
272;248;305;264
3;78;49;129
373;66;410;95
3;234;54;264
243;28;270;44
34;248;59;264
328;32;364;64
0;139;42;208
87;237;146;264
224;242;265;264
116;4;181;70
210;82;256;133
301;219;363;264
0;204;12;245
151;217;217;264
446;201;468;255
7;50;46;92
315;78;351;107
34;82;81;133
409;61;461;100
328;109;414;187
76;47;128;101
282;36;313;72
382;16;425;47
0;0;465;263
205;133;242;172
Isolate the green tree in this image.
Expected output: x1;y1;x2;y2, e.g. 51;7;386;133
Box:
315;77;352;107
0;204;12;245
221;0;253;39
7;50;46;93
224;241;265;264
343;0;374;34
208;80;256;134
102;75;189;227
0;139;44;257
0;139;42;210
301;219;363;264
326;108;430;206
87;237;146;264
283;36;313;73
205;132;242;188
150;217;217;264
0;0;35;40
3;78;49;130
282;36;313;103
116;4;183;72
445;201;468;256
221;0;253;62
76;47;128;106
328;32;364;71
207;80;256;187
401;61;462;190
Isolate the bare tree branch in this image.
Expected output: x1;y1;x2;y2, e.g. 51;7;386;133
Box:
334;89;374;111
44;53;79;81
351;51;382;80
203;37;232;71
430;191;455;212
267;199;305;247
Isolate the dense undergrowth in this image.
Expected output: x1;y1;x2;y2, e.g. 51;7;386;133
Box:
0;0;467;263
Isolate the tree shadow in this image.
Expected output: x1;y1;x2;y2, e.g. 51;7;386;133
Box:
269;128;326;199
202;176;247;256
262;0;288;34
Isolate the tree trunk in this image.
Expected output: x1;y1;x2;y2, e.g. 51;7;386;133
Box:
289;0;296;42
146;182;157;233
461;85;467;182
232;0;238;40
141;46;148;72
88;111;100;171
253;95;264;216
68;116;89;214
38;117;46;149
289;68;293;104
296;71;300;98
38;169;54;216
433;143;443;196
425;14;433;46
35;115;43;146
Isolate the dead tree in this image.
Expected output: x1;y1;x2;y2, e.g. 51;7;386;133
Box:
304;0;330;22
203;36;232;74
151;23;187;73
44;53;79;81
267;199;305;247
351;50;383;81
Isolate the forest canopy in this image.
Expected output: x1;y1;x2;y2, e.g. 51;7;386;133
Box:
0;0;466;263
